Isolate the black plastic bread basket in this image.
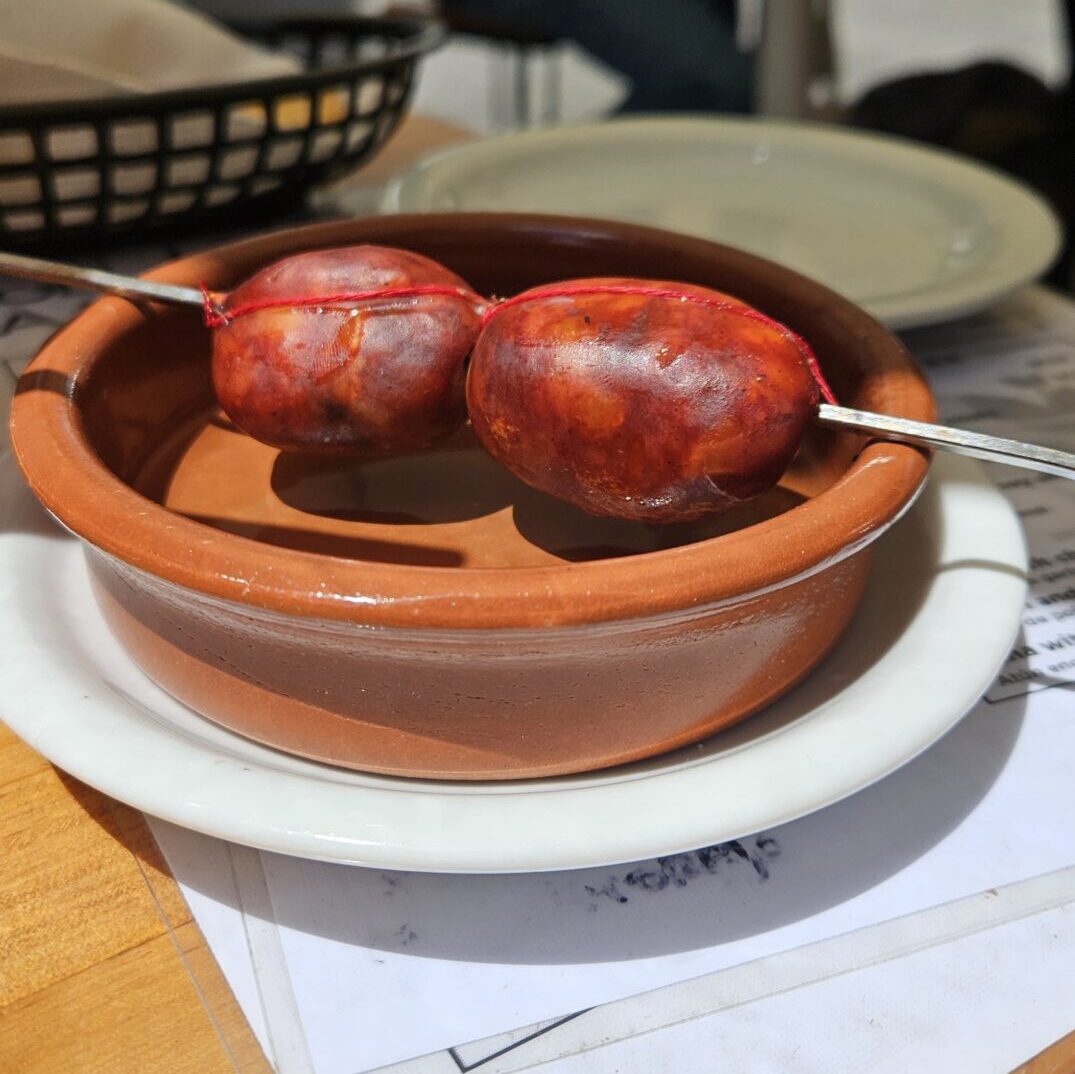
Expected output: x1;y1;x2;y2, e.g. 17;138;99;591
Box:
0;16;444;250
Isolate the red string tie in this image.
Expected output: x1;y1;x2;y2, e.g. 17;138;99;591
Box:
201;283;487;330
480;283;839;406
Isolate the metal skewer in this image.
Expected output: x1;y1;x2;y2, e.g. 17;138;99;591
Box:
0;250;203;308
2;250;1073;481
816;404;1075;480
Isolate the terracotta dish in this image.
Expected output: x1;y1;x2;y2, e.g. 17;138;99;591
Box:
10;214;933;780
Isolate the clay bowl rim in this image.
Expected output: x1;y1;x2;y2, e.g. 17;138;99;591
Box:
10;212;932;631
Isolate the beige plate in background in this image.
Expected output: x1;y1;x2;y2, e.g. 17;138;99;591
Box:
384;116;1062;329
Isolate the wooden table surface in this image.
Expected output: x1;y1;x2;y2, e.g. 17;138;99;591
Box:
0;721;270;1073
2;109;1073;1074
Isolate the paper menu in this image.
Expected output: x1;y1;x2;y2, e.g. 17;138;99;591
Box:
903;289;1075;706
433;879;1075;1074
906;294;1075;436
983;469;1075;703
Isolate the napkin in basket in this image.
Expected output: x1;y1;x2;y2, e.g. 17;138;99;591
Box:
0;0;307;209
0;0;299;105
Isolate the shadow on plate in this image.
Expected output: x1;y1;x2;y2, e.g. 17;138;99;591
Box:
141;688;1028;968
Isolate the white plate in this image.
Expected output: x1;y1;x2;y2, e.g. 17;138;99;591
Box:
383;116;1062;329
0;451;1025;873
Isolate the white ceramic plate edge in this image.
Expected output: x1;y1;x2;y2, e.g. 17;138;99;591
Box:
0;454;1026;873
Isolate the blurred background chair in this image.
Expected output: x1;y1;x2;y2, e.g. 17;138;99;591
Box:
437;1;563;128
433;0;837;125
436;0;754;123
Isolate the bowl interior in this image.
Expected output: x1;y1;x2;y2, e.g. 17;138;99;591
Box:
132;413;825;571
14;213;932;629
80;218;877;572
